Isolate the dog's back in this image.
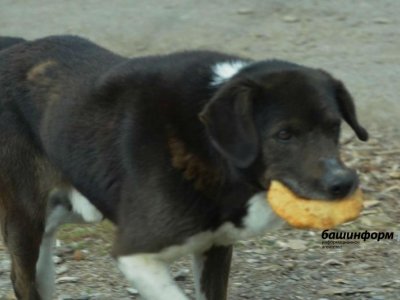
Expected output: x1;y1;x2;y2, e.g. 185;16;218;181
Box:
0;36;25;51
0;35;124;115
0;35;243;221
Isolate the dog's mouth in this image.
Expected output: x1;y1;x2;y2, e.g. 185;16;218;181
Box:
272;177;357;201
276;178;320;199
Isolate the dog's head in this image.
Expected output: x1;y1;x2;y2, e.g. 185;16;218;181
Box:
200;61;368;200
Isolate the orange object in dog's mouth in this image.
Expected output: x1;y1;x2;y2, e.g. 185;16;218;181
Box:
267;181;363;229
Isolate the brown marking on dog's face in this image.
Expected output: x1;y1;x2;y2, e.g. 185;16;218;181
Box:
168;134;221;191
26;60;57;83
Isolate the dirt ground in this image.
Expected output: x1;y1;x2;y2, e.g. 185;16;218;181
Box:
0;1;399;299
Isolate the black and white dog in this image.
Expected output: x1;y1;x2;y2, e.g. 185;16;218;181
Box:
0;36;368;300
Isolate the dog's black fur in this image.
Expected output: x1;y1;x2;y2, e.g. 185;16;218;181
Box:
0;37;25;51
0;35;368;299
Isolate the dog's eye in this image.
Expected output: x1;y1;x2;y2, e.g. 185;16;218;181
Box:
277;130;293;141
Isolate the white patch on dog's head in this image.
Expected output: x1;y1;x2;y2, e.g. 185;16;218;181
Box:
211;60;249;86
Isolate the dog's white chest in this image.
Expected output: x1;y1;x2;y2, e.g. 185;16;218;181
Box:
147;192;285;262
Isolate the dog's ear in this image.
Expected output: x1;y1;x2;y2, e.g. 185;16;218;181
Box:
334;80;369;141
199;79;259;168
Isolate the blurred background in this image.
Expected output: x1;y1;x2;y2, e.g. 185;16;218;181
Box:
0;1;399;299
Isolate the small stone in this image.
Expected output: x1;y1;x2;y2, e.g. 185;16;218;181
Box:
58;296;90;300
290;273;300;281
282;15;299;23
53;255;63;264
318;287;348;295
261;285;274;292
56;265;69;275
73;250;85;261
184;289;192;295
237;8;254;15
254;33;269;39
363;199;380;209
355;263;372;270
174;269;190;281
360;216;373;226
286;239;307;250
389;171;400;179
56;246;74;256
310;271;321;280
276;240;288;248
333;278;350;284
126;288;139;295
284;262;296;270
255;266;271;271
380;281;392;287
321;259;344;266
88;294;105;300
373;18;390;24
252;248;268;254
56;276;79;284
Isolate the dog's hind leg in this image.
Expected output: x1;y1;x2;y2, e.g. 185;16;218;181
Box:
192;246;232;300
35;229;56;300
3;190;63;300
35;191;70;300
5;189;82;300
0;130;47;299
5;211;44;300
35;188;103;300
0;119;70;299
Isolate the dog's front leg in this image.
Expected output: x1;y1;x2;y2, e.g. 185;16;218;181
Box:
118;254;188;300
192;245;233;300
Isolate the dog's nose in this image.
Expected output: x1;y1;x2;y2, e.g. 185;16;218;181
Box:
327;173;356;198
322;159;357;199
